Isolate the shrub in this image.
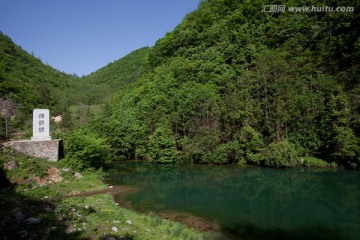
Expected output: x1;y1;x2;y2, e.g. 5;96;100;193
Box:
249;141;300;168
209;141;241;164
63;129;110;170
300;157;334;168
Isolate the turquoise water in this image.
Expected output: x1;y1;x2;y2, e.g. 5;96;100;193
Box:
106;162;360;240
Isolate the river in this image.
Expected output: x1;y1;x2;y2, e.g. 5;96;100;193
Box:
105;162;360;240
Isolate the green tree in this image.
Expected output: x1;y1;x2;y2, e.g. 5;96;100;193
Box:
64;128;110;170
148;121;177;163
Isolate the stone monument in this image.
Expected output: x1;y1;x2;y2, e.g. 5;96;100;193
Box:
31;109;51;141
4;108;61;161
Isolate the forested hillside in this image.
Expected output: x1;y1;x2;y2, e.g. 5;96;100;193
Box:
82;47;150;89
0;32;114;138
0;32;74;111
65;47;150;128
2;0;359;169
0;32;78;137
85;0;360;169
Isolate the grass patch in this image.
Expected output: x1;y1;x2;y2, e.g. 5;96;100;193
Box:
0;149;212;239
57;194;207;239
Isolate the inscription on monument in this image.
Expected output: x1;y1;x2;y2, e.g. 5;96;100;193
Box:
31;109;51;141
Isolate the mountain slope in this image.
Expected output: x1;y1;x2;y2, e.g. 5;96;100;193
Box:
91;0;360;168
0;32;81;138
82;47;150;89
0;32;150;138
0;31;75;110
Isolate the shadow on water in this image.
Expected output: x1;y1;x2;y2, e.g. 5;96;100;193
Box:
220;223;353;240
0;167;84;240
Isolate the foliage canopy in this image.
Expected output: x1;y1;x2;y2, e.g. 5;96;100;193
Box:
89;0;360;168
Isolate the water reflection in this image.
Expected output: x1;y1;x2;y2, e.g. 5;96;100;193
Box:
106;162;360;240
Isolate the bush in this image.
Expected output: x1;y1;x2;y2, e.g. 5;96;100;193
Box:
249;141;300;168
300;157;335;168
209;141;241;164
63;129;110;170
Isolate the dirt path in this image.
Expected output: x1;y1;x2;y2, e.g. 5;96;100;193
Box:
65;185;136;198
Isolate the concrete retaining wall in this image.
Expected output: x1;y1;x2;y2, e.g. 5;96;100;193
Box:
5;139;62;162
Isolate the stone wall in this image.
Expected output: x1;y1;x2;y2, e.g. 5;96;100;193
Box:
5;139;62;162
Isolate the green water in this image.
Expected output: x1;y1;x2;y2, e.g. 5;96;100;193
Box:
106;162;360;240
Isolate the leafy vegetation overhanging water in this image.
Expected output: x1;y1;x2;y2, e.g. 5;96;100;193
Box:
106;162;360;240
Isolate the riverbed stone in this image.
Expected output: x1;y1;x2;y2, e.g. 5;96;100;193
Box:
74;172;83;179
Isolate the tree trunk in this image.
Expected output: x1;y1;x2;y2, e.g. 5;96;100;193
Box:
275;124;281;143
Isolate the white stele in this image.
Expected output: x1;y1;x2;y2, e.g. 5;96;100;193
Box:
31;109;51;141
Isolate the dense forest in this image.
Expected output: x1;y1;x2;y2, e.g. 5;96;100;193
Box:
1;0;360;170
79;0;359;169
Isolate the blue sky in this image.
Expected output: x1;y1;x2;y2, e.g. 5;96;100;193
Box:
0;0;200;76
